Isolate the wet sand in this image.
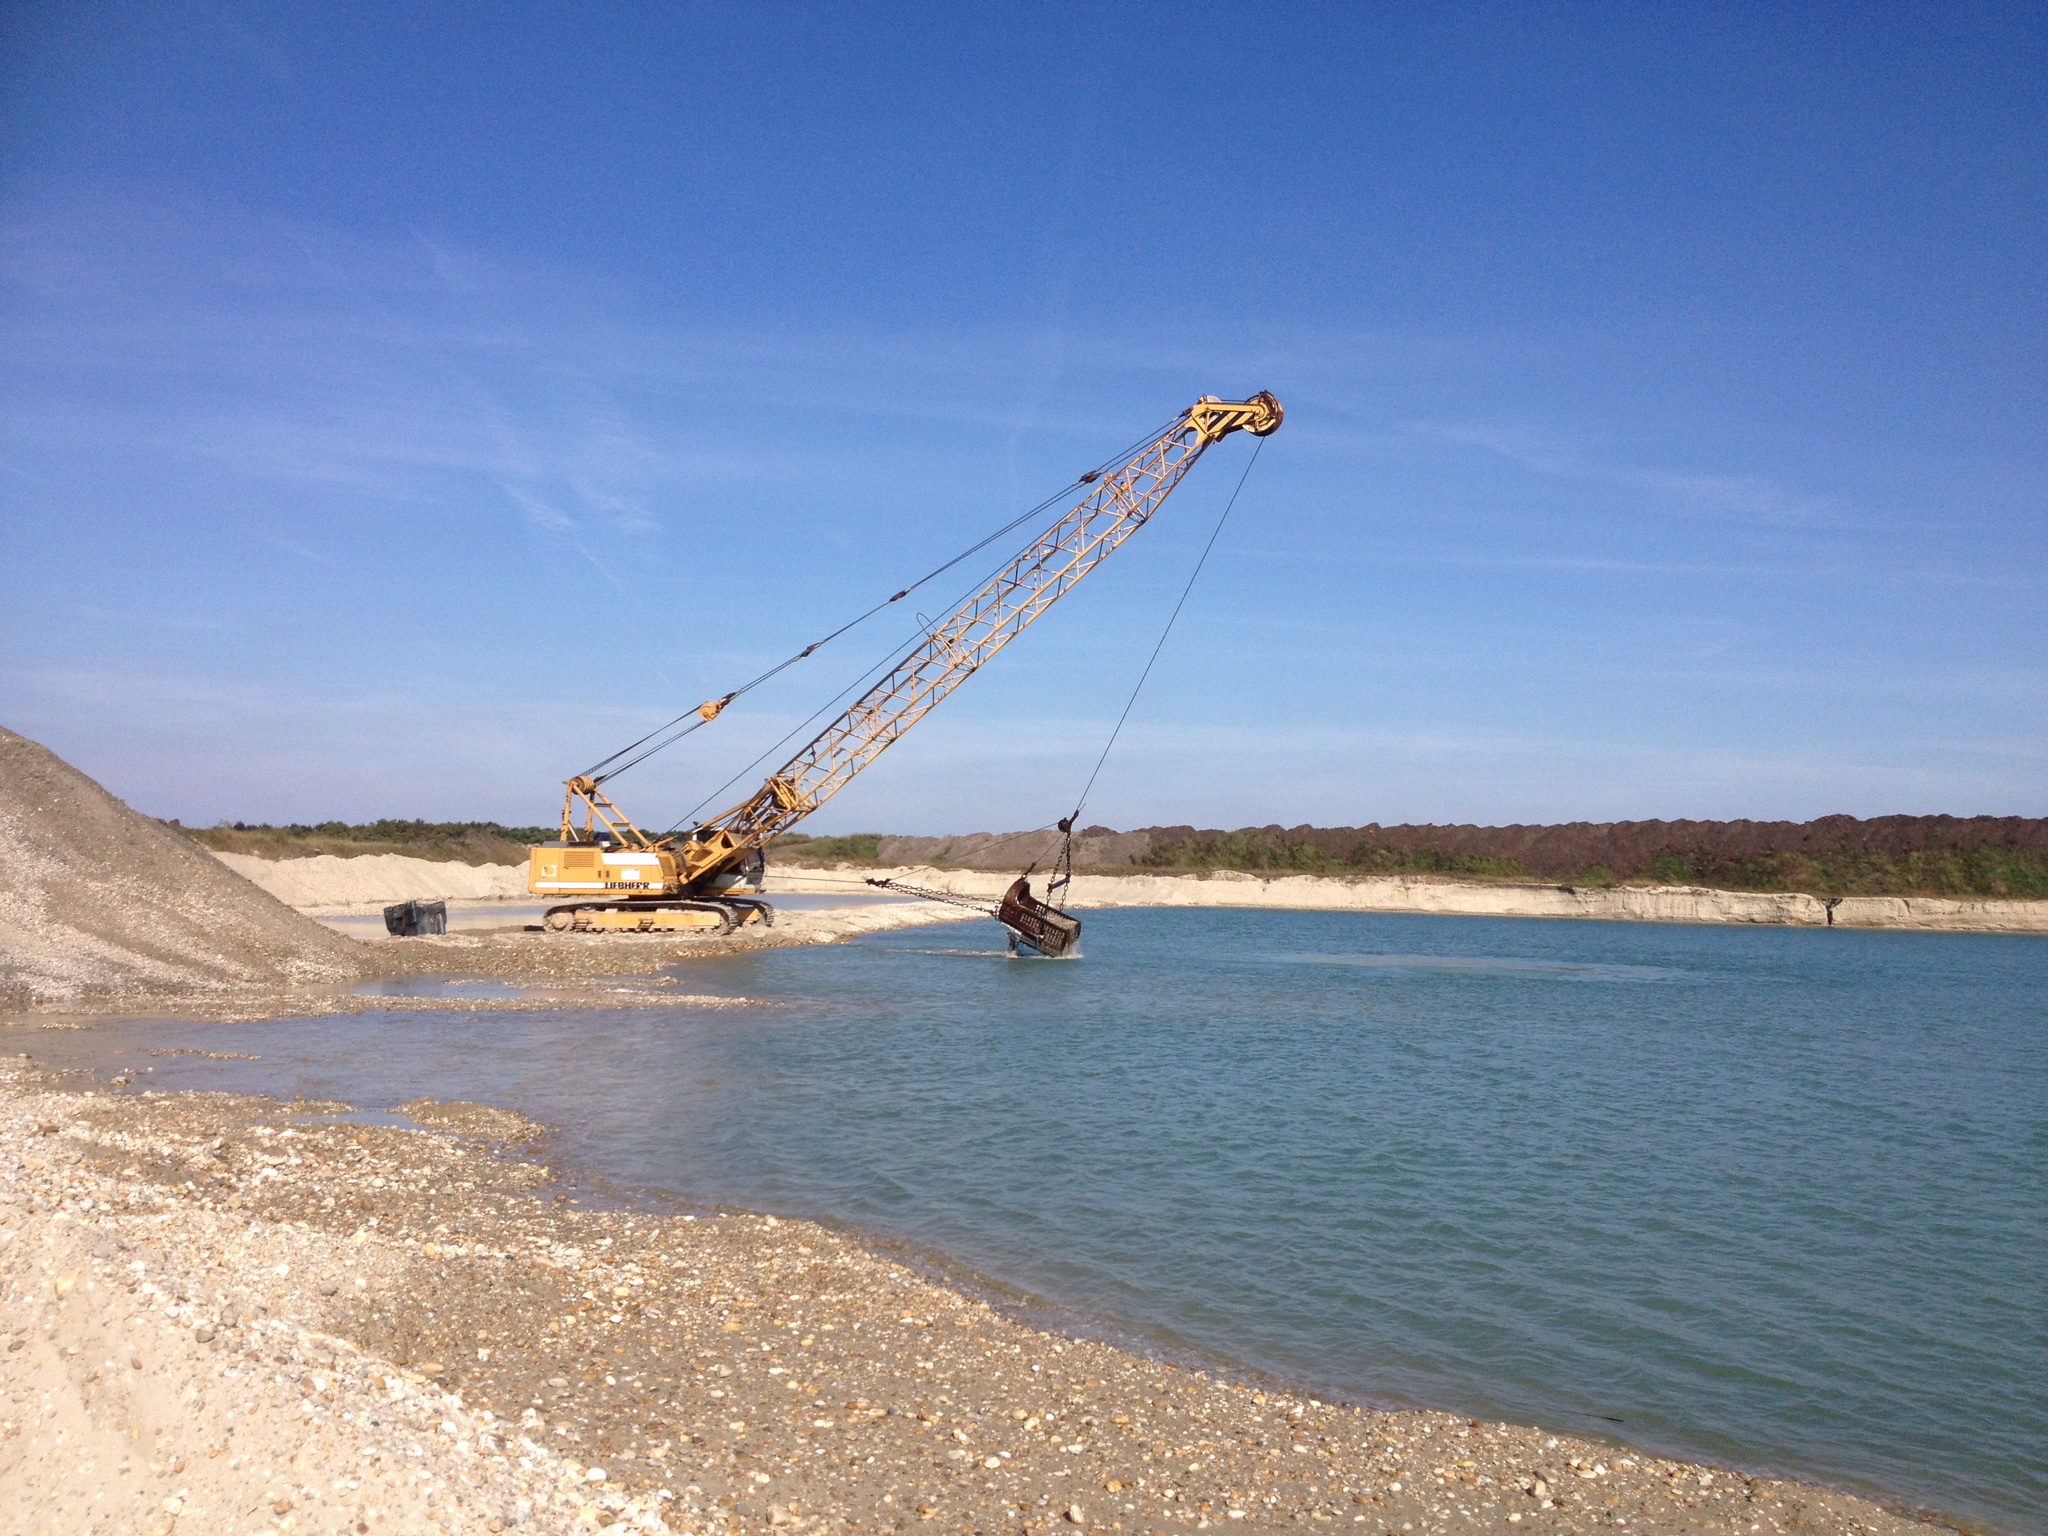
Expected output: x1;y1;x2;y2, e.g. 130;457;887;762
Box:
1;1055;1961;1536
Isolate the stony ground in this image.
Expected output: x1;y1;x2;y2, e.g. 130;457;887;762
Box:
4;900;978;1029
0;1055;1960;1536
0;728;368;1015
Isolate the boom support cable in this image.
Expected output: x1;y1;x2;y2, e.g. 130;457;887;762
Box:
578;415;1182;787
665;619;933;834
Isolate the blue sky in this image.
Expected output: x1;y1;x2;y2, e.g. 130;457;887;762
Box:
3;3;2042;833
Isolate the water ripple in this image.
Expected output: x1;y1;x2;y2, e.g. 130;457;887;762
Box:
39;908;2048;1533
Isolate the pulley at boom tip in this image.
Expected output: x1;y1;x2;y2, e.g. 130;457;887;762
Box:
1186;390;1283;443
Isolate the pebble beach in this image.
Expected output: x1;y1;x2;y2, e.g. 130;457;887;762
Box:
1;1052;1959;1536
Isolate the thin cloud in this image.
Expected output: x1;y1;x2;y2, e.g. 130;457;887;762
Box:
265;535;338;568
1401;416;1843;528
5;192;2040;824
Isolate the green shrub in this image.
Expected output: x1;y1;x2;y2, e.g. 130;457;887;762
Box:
767;832;883;864
1138;829;2048;898
1138;832;1535;881
1637;845;2048;899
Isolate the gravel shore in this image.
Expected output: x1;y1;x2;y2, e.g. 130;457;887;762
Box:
6;900;979;1028
1;1055;1960;1536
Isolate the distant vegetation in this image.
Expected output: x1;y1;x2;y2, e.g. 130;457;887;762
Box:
187;821;886;867
178;819;555;866
1136;820;2048;900
181;813;2048;900
1139;830;1533;883
772;815;2048;900
767;832;884;863
1636;845;2048;900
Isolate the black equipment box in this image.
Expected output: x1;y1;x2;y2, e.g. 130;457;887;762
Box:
383;899;448;937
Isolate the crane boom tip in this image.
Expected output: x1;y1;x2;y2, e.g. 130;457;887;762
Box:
1187;392;1284;444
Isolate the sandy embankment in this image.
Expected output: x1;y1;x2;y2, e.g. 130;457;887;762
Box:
211;849;2048;936
199;856;972;949
210;852;530;913
1;1062;1950;1536
772;867;2048;934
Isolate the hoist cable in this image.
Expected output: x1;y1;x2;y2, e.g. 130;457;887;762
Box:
1066;436;1264;826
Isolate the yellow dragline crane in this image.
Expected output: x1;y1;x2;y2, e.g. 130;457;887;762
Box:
528;391;1283;935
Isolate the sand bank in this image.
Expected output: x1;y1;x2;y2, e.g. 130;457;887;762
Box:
1;1059;1952;1536
769;867;2048;935
211;851;530;910
208;849;2048;935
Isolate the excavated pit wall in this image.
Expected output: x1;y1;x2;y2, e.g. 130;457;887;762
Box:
206;844;2048;934
772;866;2048;933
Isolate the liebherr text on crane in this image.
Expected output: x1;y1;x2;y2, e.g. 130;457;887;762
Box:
527;391;1283;937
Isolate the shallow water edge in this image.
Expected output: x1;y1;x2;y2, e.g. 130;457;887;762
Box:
2;1049;1981;1536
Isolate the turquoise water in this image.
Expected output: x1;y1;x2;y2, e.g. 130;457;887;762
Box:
50;910;2048;1532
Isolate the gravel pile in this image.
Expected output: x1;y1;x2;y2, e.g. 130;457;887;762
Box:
0;727;370;1013
0;1058;1957;1536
